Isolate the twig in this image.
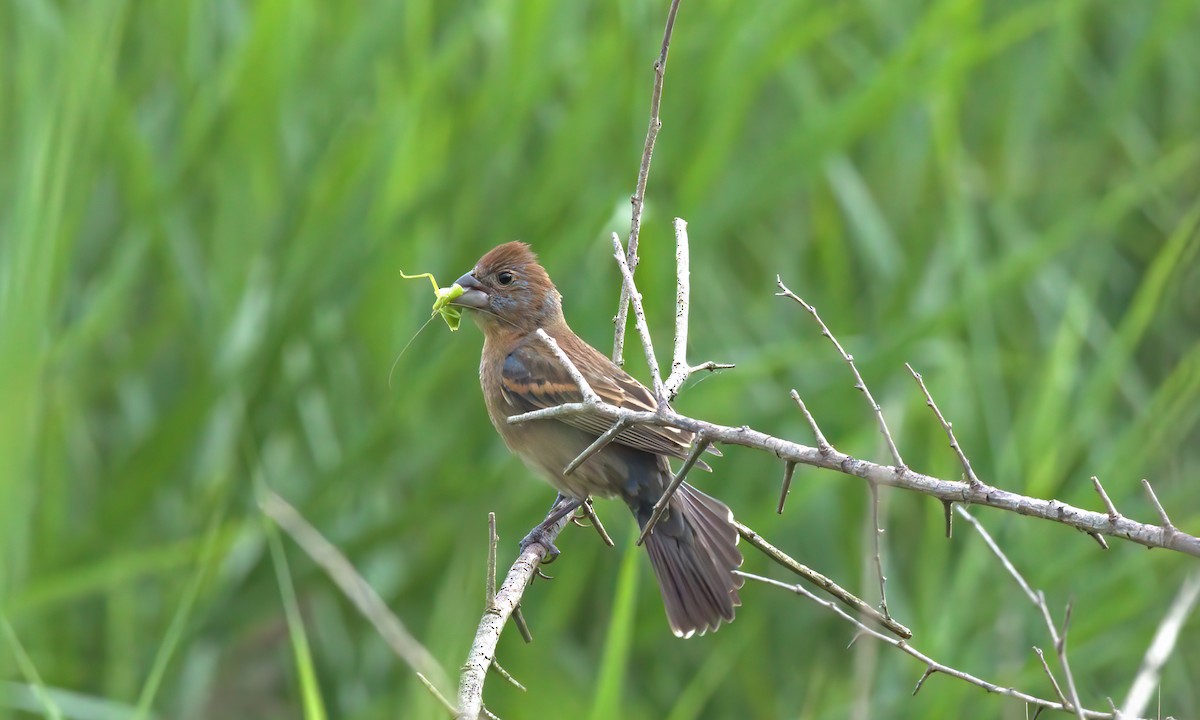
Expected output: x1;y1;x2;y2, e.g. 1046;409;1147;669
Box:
577;498;615;547
1092;476;1121;523
738;572;1129;719
1119;572;1200;719
417;672;459;717
563;418;631;476
637;435;710;545
790;390;832;455
1141;479;1175;531
954;507;1086;720
777;277;904;470
613;0;684;367
533;328;601;404
486;513;498;608
1034;647;1070;708
1057;600;1086;720
905;363;979;488
666;217;693;398
458;497;575;719
489;659;526;693
258;491;452;695
866;481;890;618
612;233;668;404
779;390;829;514
663;218;733;400
733;521;911;639
778;278;902;617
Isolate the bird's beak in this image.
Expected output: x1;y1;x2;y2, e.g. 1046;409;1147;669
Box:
451;272;489;309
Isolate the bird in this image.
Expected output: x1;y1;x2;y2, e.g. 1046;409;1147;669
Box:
450;241;742;637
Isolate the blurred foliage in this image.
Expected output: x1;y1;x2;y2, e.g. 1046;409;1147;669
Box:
2;0;1199;718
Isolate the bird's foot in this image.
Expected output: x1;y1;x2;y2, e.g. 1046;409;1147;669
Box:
519;523;562;563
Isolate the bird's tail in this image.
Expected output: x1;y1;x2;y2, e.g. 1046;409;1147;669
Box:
641;483;743;638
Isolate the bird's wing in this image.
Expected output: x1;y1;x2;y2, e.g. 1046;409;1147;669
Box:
499;334;713;464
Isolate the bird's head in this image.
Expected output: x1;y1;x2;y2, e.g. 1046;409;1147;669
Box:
452;242;564;334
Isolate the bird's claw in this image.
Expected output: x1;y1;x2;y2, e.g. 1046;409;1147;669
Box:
519;524;562;564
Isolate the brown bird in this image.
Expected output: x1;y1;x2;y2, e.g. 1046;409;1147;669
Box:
451;241;742;637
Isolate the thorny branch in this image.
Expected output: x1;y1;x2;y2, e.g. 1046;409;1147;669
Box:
504;392;1200;558
737;571;1142;720
457;495;575;720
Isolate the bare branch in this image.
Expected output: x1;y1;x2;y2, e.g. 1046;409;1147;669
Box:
458;497;575;719
666;217;692;398
613;0;684;366
417;672;458;717
866;481;890;619
1119;572;1200;718
506;398;1200;558
533;328;601;404
489;659;526;693
738;572;1130;719
777;277;898;618
637;435;710;545
790;389;832;455
611;233;667;404
777;277;904;470
564;418;631;476
955;506;1086;719
663;218;733;400
733;521;911;639
1092;476;1122;523
1034;647;1070;708
259;491;452;695
905;363;980;488
1141;479;1175;530
486;513;498;608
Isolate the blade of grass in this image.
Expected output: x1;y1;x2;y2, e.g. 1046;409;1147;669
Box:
588;527;640;720
263;514;329;720
0;613;64;720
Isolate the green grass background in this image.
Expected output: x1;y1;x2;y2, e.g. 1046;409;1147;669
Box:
2;0;1199;718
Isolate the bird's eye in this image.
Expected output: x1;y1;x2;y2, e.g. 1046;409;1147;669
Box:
496;271;514;286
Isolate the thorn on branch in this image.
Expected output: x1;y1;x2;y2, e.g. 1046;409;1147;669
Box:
1092;476;1122;524
789;389;832;455
489;659;526;693
777;460;797;515
579;498;615;547
1141;479;1176;532
913;666;937;696
416;672;457;716
512;605;533;644
1033;646;1069;707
